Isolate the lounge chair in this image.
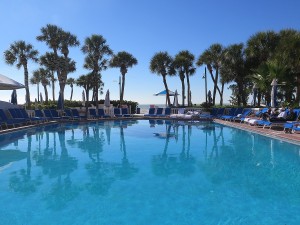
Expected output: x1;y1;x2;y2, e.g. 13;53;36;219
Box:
8;108;31;124
144;108;155;117
71;109;87;119
43;109;62;121
153;108;163;117
121;108;132;117
221;108;241;120
89;108;98;119
114;108;123;117
0;109;25;128
98;108;111;118
19;108;46;123
232;109;252;122
35;109;48;121
64;109;80;120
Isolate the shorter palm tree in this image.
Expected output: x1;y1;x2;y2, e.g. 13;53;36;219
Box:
76;73;94;114
32;68;51;103
66;78;75;101
110;51;138;106
4;40;39;106
150;52;175;106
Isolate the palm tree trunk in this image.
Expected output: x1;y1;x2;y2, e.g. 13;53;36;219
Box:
120;74;126;106
43;85;49;103
70;84;73;101
186;74;191;106
85;88;89;116
51;72;55;102
162;75;171;106
37;83;40;102
180;77;185;106
219;81;224;106
23;64;31;107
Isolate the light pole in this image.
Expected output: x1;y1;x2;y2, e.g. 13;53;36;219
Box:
202;67;207;104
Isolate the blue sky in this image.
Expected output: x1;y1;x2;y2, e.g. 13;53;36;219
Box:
0;0;300;106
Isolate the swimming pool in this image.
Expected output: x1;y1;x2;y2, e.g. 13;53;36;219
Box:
0;120;300;224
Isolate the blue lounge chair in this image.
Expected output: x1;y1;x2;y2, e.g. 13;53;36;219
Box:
233;109;252;122
89;108;98;119
35;109;48;121
98;108;111;118
19;108;46;123
144;108;155;117
220;108;237;120
71;109;87;119
154;108;164;117
8;108;29;124
64;109;80;120
114;108;123;117
0;109;25;128
121;108;132;117
43;109;62;120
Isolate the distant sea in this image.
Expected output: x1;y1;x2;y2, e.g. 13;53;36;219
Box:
138;104;166;114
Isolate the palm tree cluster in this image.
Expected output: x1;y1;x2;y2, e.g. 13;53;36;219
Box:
4;24;138;109
150;29;300;107
4;25;300;108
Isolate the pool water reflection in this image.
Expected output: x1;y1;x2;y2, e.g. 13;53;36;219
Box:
1;120;300;224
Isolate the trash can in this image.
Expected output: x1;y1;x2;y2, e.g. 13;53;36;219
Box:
136;107;141;114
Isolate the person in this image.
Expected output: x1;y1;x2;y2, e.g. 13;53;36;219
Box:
285;108;298;121
261;107;273;121
269;108;288;122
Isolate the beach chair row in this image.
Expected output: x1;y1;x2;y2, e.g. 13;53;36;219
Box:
144;108;171;117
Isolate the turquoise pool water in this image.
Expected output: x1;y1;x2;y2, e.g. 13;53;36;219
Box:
1;120;300;225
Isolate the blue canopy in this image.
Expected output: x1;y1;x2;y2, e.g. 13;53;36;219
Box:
154;90;177;96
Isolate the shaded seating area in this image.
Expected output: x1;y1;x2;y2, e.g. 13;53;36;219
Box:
64;109;81;120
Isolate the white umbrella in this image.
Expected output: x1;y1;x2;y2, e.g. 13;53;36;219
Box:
104;89;110;107
0;74;25;90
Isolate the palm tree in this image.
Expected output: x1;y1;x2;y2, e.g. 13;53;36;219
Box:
220;43;248;106
76;73;94;114
173;53;186;106
81;34;113;110
4;41;39;106
109;51;138;106
197;44;224;105
37;24;79;106
275;29;300;103
32;68;51;103
30;72;41;102
40;52;58;101
150;52;175;106
66;78;75;101
174;51;196;106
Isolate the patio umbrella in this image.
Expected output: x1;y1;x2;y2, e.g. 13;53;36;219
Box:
11;90;17;105
173;90;178;107
0;74;25;90
154;89;177;106
104;89;110;107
